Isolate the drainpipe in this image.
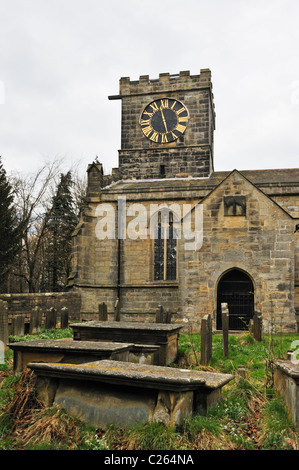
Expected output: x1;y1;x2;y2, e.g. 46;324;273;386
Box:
117;196;126;305
117;238;121;301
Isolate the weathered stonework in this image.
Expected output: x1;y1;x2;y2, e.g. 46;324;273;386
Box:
29;360;234;428
179;170;297;332
108;70;215;180
1;291;81;326
69;167;298;332
8;339;134;373
68;70;299;333
274;360;299;430
70;321;183;366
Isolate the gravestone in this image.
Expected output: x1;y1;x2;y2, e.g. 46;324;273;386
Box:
11;315;25;337
155;305;164;323
200;314;212;366
60;307;69;329
164;310;172;324
29;307;42;335
237;365;246;379
114;299;120;322
155;305;172;323
45;307;57;330
99;302;108;321
252;311;262;342
221;303;229;357
0;300;8;353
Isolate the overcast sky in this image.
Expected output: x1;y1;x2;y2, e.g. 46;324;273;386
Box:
1;0;299;179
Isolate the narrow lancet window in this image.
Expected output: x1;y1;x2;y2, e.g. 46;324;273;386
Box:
154;211;177;281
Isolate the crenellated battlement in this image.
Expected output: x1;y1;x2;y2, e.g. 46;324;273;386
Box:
108;68;216;180
109;69;213;99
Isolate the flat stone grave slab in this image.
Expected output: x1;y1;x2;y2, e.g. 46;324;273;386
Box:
70;321;183;365
274;359;299;430
8;339;133;373
28;359;234;428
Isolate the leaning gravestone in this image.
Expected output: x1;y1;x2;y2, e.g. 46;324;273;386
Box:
0;300;9;354
114;299;120;322
221;303;229;358
200;314;212;366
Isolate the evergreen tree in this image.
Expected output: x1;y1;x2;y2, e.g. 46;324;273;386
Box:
0;157;20;291
44;171;78;292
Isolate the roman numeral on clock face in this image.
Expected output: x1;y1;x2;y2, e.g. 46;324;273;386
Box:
142;126;153;137
176;106;186;115
150;102;159;112
151;131;159;142
140;118;151;126
175;124;186;133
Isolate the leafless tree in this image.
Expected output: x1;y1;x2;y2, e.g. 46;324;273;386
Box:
9;159;63;292
8;159;87;293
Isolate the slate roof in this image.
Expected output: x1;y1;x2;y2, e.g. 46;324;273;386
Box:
102;168;299;194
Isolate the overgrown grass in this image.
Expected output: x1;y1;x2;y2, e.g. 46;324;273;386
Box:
0;328;298;450
8;326;74;343
178;331;298;380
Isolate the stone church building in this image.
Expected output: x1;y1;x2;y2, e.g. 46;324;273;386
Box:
69;69;299;333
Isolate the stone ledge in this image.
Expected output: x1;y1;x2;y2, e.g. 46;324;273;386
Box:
28;359;234;392
274;359;299;430
70;321;182;332
274;359;299;382
9;340;134;373
8;339;133;354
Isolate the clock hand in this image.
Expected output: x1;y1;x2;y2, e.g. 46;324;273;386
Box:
160;108;168;133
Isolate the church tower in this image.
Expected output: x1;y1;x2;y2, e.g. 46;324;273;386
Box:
108;69;216;180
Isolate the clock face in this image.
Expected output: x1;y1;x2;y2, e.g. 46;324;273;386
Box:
140;98;189;143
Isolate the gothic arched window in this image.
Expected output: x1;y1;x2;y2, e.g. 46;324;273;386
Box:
154;211;177;281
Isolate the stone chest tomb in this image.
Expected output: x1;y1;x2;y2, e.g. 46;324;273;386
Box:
70;321;183;366
28;360;234;428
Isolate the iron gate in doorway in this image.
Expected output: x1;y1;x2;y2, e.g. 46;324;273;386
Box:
217;269;254;330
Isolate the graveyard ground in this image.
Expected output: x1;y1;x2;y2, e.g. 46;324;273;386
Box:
0;326;299;450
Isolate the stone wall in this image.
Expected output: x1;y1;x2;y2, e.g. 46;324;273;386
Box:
69;165;298;331
179;170;297;332
118;146;212;180
70;196;182;320
0;291;81;322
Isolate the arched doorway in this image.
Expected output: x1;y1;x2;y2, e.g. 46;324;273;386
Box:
217;269;254;330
